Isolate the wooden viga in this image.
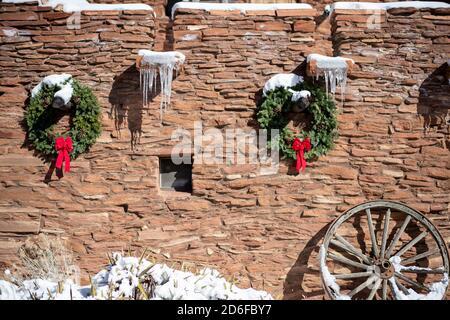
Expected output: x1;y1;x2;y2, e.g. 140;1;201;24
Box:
136;56;186;75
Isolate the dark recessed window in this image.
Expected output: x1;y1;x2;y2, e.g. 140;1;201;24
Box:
159;157;192;192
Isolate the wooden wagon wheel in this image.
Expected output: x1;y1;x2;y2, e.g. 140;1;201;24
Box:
320;200;449;300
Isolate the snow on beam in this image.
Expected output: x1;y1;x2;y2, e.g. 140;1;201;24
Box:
137;50;186;119
307;54;354;96
306;54;354;77
136;50;185;70
171;2;313;19
2;0;153;13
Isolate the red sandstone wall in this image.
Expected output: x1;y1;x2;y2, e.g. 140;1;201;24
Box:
0;0;158;274
331;6;449;231
0;2;449;300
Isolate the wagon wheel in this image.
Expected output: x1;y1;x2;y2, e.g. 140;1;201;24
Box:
320;201;449;300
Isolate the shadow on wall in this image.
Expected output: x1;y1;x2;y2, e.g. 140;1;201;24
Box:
108;64;161;150
282;223;331;300
417;62;450;139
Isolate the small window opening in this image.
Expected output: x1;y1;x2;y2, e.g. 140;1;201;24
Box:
159;157;192;193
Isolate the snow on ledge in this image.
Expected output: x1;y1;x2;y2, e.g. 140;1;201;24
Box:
330;1;450;12
171;2;313;19
2;0;153;13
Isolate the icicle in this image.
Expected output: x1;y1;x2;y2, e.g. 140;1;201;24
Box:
339;68;348;104
307;54;352;100
316;67;348;98
138;50;185;121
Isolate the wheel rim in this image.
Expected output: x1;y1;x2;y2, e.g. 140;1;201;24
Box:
320;200;450;300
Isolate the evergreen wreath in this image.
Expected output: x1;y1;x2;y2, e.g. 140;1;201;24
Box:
257;80;338;162
25;78;101;160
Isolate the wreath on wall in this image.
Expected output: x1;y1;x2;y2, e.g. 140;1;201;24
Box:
257;80;338;172
25;76;101;172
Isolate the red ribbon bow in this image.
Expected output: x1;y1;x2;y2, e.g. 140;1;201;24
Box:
55;136;73;173
292;137;312;173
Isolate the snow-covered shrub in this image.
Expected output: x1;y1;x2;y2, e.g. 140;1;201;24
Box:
0;252;272;300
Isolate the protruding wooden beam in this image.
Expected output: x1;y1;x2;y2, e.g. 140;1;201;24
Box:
306;56;355;77
136;55;143;71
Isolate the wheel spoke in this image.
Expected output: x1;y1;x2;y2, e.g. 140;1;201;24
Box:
365;208;379;258
333;271;373;280
395;272;430;293
367;278;382;300
328;252;371;270
385;215;411;258
401;248;440;265
394;231;428;258
387;280;397;300
380;208;391;259
382;279;388;300
348;276;376;298
331;235;372;264
402;268;445;274
394;278;410;295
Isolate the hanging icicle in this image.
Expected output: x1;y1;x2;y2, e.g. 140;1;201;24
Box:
307;54;353;101
137;50;186;120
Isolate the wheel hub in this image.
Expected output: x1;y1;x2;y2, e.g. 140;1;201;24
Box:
374;259;394;279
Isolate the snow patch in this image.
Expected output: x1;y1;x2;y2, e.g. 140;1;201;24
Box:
289;89;311;102
171;2;313;19
263;73;304;96
389;256;448;300
0;253;272;300
31;74;74;104
2;0;153;13
319;245;351;300
54;83;73;105
138;50;185;119
330;1;450;11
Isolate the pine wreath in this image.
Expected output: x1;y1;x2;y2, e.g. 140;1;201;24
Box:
257;80;338;163
25;77;101;160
